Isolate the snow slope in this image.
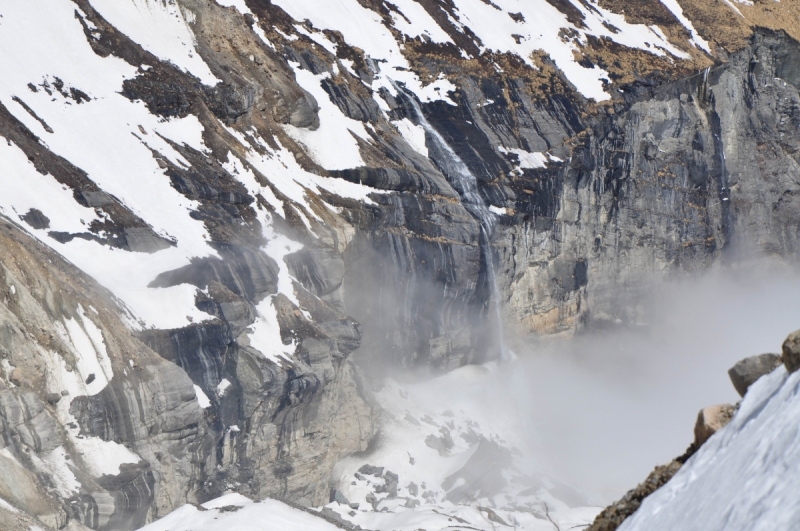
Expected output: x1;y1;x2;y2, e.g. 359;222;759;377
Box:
325;364;602;530
136;493;341;531
0;0;216;329
620;366;800;531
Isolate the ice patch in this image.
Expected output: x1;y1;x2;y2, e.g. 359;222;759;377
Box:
216;378;232;397
394;118;428;157
498;146;547;169
194;385;211;408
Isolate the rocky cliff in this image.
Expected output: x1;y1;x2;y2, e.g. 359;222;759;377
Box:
1;0;799;529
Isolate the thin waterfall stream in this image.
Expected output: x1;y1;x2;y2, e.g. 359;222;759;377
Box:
390;80;514;362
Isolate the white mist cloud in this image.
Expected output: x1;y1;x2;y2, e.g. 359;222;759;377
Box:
508;265;800;502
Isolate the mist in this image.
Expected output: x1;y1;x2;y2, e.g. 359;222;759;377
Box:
400;264;800;505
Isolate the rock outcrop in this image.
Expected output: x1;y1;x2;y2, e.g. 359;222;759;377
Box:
693;404;736;447
0;211;373;529
781;329;800;373
728;353;782;397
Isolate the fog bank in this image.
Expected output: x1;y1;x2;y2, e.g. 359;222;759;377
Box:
405;266;800;503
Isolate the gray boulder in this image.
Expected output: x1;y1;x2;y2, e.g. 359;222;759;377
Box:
782;330;800;374
694;404;736;447
728;353;782;397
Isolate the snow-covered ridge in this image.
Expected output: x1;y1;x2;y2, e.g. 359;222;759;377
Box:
267;0;701;102
137;493;341;531
620;365;800;530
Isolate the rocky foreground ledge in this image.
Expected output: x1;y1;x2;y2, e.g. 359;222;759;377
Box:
588;329;800;531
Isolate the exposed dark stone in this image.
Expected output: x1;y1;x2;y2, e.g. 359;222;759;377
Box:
357;464;384;477
20;209;50;230
728;353;782;396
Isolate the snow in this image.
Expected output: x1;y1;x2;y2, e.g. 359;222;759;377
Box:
222;131;384;225
329;364;601;531
273;0;697;102
498;146;548;169
194;384;211;408
283;67;369;171
216;378;232;396
89;0;219;85
214;0;252;16
0;0;219;330
271;0;456;104
248;297;296;365
53;306;113;397
722;0;746;17
447;0;689;101
70;434;142;478
137;493;341;531
38;345;141;479
394;118;428;157
0;140;102;235
387;0;453;44
30;446;81;497
620;366;800;531
0;496;18;513
658;0;711;53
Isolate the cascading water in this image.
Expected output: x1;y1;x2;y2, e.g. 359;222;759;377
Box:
390;80;514;362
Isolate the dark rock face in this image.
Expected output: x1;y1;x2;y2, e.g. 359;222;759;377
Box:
728;353;782;396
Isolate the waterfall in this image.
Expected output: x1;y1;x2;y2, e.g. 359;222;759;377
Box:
391;80;514;362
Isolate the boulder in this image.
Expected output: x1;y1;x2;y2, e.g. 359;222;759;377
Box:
694;404;736;447
782;329;800;373
728;353;782;396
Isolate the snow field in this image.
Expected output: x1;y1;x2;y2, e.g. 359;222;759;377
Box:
271;0;457;104
137;493;341;531
328;364;601;530
89;0;219;85
0;0;217;330
272;0;695;103
283;67;370;170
